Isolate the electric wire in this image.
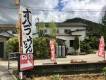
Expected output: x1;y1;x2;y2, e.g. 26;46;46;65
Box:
0;5;106;12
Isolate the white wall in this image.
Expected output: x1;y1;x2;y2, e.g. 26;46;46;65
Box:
45;24;86;53
57;26;86;41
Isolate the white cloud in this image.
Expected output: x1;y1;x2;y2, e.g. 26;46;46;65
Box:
61;0;106;23
0;16;8;22
30;0;106;23
0;0;106;24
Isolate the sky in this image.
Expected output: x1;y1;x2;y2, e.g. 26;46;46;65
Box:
0;0;106;24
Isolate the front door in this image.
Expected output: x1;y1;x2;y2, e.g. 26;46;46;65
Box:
0;42;4;58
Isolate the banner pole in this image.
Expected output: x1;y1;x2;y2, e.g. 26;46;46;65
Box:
104;52;105;61
16;0;23;79
19;7;23;80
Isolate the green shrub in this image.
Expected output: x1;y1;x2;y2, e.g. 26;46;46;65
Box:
80;36;98;54
6;36;19;53
33;37;50;59
73;36;79;54
80;40;92;54
6;36;50;59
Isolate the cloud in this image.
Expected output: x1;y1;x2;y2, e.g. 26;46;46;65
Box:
0;0;106;24
31;0;106;23
60;0;106;22
0;0;18;24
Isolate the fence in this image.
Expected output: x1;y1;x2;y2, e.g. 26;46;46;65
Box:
23;62;106;76
8;52;19;70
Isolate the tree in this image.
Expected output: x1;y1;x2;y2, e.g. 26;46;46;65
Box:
48;21;57;38
6;36;50;59
6;36;19;53
73;36;79;54
101;10;106;42
34;21;57;59
80;36;98;54
33;37;50;59
37;22;46;37
102;10;106;26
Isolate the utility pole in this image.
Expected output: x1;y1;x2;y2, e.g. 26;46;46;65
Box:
15;0;23;80
15;0;20;6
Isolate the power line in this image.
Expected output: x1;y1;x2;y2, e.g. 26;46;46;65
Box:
0;5;106;12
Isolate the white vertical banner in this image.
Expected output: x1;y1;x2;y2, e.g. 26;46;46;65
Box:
21;6;33;54
20;6;34;71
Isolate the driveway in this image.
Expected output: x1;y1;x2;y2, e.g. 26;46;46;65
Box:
35;54;104;65
0;60;17;80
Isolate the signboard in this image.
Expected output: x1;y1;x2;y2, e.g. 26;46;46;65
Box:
20;54;33;71
50;39;56;63
20;7;34;70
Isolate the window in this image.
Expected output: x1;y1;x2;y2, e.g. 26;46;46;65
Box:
64;29;71;34
70;40;74;47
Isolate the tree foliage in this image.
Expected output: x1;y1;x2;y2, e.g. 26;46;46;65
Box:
6;36;19;53
37;22;46;37
101;11;106;43
33;37;50;59
48;21;57;38
80;36;98;54
6;36;50;59
73;36;79;51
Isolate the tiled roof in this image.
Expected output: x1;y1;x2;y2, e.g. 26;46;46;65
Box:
0;24;16;31
57;22;86;27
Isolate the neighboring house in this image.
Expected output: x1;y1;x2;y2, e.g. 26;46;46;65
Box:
37;18;102;54
0;24;16;58
56;22;86;53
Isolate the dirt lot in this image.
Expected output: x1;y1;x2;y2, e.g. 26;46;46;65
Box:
33;74;105;80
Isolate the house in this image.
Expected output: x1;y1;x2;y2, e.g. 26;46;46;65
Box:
56;18;102;53
0;24;16;58
56;22;86;53
37;18;102;54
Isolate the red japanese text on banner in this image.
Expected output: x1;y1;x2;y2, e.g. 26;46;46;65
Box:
20;54;34;71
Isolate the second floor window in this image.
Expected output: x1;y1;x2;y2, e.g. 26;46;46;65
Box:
64;29;71;34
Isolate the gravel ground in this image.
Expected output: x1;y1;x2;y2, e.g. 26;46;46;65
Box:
33;74;105;80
